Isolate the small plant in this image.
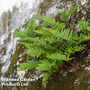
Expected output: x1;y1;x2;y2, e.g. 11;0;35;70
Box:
77;20;90;35
57;5;79;23
14;5;90;87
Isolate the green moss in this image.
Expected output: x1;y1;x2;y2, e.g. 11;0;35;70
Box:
5;44;26;76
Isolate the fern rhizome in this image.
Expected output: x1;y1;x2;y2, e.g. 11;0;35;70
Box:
14;5;90;87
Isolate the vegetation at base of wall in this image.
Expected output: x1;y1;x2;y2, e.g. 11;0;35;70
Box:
14;5;90;87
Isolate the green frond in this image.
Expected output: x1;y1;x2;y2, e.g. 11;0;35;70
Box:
59;29;73;40
82;35;90;41
34;29;53;38
47;53;73;62
14;18;39;40
57;10;69;21
43;69;55;87
18;61;39;70
87;27;90;32
36;60;52;71
14;31;27;38
77;20;89;34
35;15;66;30
69;5;79;15
44;36;56;44
57;5;79;22
41;28;73;41
25;47;45;57
27;18;39;31
66;45;86;55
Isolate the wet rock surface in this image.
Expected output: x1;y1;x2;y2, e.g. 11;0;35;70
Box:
0;0;90;90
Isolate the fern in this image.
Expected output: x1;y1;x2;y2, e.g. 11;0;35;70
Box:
14;5;90;87
57;5;79;22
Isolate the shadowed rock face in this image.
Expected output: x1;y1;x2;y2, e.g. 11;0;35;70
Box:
0;0;90;90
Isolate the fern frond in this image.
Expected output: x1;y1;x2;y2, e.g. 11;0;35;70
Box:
57;5;79;22
25;47;46;57
77;20;89;34
47;53;73;62
82;35;90;41
17;37;39;43
66;45;86;55
34;29;53;38
60;29;73;40
36;60;52;71
44;37;56;44
14;31;27;38
72;33;90;44
14;18;39;40
41;28;73;41
43;69;55;87
18;61;39;70
69;5;79;15
35;15;66;30
27;18;39;31
57;10;69;21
